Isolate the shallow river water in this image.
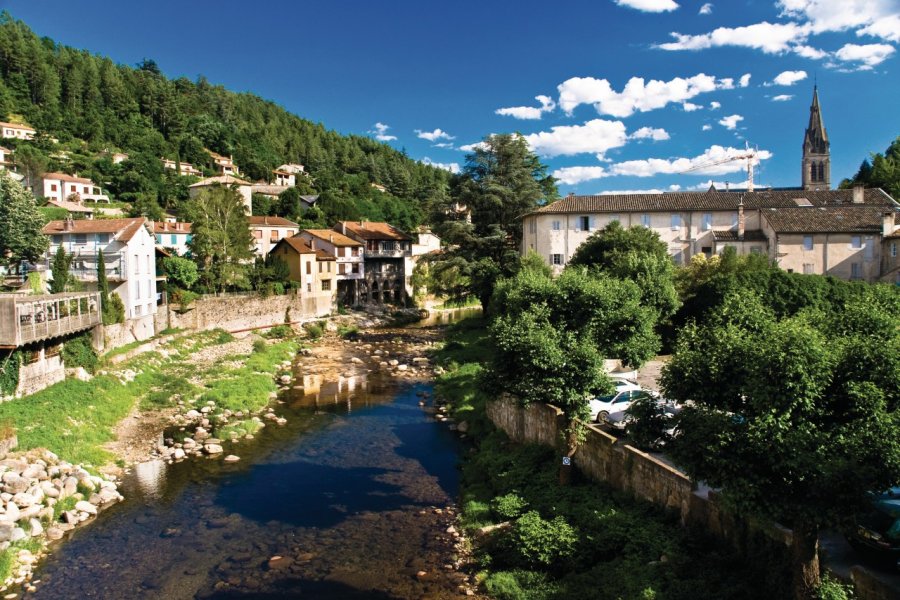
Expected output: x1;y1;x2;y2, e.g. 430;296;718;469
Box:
28;369;465;599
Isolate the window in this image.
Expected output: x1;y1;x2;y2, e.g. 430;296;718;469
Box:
352;263;359;273
671;214;681;230
641;214;651;228
170;234;177;245
732;213;739;229
321;279;331;291
52;235;62;244
74;234;87;245
306;261;311;275
850;262;862;279
579;216;590;232
865;237;874;261
528;219;536;234
133;254;139;274
186;235;193;243
318;262;322;273
803;263;815;274
252;230;262;239
551;254;563;265
701;246;712;257
50;184;57;192
270;230;279;242
851;236;862;249
156;234;163;244
892;242;897;258
702;213;712;231
672;250;683;265
307;283;312;292
338;263;346;274
83;186;89;194
97;234;109;244
352;247;359;257
803;236;813;251
338;247;345;258
551;220;561;231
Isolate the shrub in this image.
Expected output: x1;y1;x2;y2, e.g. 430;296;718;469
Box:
265;325;294;339
817;575;855;600
252;339;267;353
337;324;359;339
0;351;22;396
62;333;98;373
304;322;324;340
102;291;125;325
506;511;578;571
492;493;529;520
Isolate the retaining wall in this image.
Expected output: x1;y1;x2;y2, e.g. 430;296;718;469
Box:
15;355;64;397
167;292;332;333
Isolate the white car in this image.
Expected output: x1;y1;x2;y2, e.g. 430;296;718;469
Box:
605;397;682;431
588;388;653;423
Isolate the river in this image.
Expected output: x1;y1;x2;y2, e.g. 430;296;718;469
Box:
27;323;474;599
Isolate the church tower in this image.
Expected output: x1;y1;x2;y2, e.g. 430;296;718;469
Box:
802;86;830;191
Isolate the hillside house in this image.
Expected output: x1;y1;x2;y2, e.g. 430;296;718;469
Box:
209;151;237;176
188;175;253;214
249;216;298;257
151;221;192;256
162;158;202;177
0;122;35;140
40;172;110;203
42;218;158;339
272;169;295;187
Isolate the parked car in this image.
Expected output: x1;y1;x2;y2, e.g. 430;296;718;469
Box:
846;487;900;570
589;389;654;423
605;397;681;432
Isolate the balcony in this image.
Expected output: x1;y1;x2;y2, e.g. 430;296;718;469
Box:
48;252;126;282
365;244;411;258
0;292;102;348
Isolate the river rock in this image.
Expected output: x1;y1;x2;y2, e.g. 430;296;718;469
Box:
28;518;42;537
184;410;201;420
457;421;469;434
194;427;210;441
62;510;79;525
9;527;25;542
75;500;98;516
46;526;64;541
62;476;78;498
279;375;292;385
413;357;430;364
204;444;224;455
41;481;59;498
2;503;20;523
3;474;28;495
396;364;408;371
0;523;13;543
223;455;240;463
173;448;186;461
351;357;363;364
389;359;399;366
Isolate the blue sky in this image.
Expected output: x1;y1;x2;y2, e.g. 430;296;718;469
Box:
5;0;900;194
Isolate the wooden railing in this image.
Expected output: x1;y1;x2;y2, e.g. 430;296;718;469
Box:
0;292;101;347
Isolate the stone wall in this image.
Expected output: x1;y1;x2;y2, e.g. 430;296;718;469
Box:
485;396;891;600
167;292;332;334
16;355;64;397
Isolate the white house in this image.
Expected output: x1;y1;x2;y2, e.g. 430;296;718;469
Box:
0;122;35;140
208;151;237;176
249;216;298;257
277;163;306;175
42;218;158;339
272;169;296;187
162;158;202;177
189;175;253;214
0;146;12;168
40;172;110;203
151;221;192;256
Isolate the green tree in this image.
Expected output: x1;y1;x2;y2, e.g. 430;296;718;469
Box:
661;288;900;600
429;133;557;308
183;185;255;292
488;267;660;483
162;256;199;290
0;170;48;270
49;245;71;294
568;220;679;320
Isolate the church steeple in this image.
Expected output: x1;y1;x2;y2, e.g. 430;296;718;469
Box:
802;85;830;190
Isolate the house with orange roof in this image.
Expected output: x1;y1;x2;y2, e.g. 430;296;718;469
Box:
268;237;336;313
151;221;193;256
162;158;202;177
208;150;237;176
0;122;35;140
41;217;158;339
297;229;365;304
334;221;413;304
40;172;110;203
248;216;298;257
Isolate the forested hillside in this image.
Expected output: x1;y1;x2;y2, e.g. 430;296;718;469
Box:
0;12;449;230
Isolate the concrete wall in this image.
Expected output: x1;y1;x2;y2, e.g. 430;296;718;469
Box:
16;354;64;397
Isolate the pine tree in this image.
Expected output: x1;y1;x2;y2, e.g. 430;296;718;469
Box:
49;245;71;294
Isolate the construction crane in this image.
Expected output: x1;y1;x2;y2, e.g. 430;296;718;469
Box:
682;142;760;192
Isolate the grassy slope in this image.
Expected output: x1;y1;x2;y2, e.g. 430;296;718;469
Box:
432;317;790;600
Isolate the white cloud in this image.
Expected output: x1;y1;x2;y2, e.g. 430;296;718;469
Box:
690;178;769;191
433;142;456;149
772;94;794;101
698;2;713;15
793;44;829;59
609;145;772;177
833;42;896;68
614;0;679;12
657;21;810;54
523;119;629;158
553;166;608;185
739;73;752;87
709;101;721;109
702;124;713;131
421;157;460;174
682;102;703;111
630;126;670;141
369;122;397;141
598;184;683;194
718;114;744;129
858;14;900;43
777;0;898;37
558;73;738;118
459;141;489;152
495;95;556;120
769;70;808;86
415;128;455;142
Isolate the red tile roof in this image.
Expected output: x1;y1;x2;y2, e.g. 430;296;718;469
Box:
762;206;898;234
43;172;93;184
337;221;412;241
248;216;298;227
42;217;148;241
189;175;250;187
151;221;192;234
274;237;315;255
301;229;363;247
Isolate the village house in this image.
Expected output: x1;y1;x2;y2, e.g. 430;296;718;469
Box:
249;183;290;201
0;121;35;140
110;152;129;164
335;221;412;304
249;216;298;257
0;146;12;168
151;221;192;256
297;229;364;304
41;217;158;339
277;163;306;176
882;214;900;285
268;237;337;313
208;151;237;176
39;172;110;203
162;158;202;177
272;169;295;187
188;175;253;214
45;198;95;220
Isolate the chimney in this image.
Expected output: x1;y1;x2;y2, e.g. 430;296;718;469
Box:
329;234;334;243
310;238;316;251
853;184;865;204
64;216;74;232
884;212;896;238
264;216;268;225
738;195;745;240
341;222;347;235
359;219;365;228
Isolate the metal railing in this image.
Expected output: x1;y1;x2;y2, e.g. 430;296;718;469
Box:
365;247;411;258
0;292;101;347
